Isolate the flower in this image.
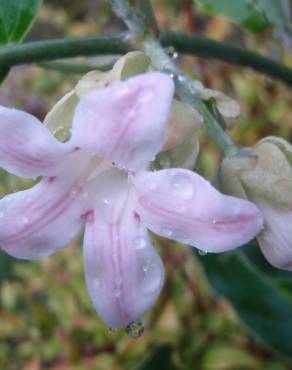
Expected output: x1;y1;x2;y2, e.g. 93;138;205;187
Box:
220;137;292;270
0;72;263;328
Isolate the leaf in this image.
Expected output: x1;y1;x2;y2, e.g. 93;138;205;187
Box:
0;0;42;46
0;251;18;281
253;0;292;47
135;345;177;370
197;246;292;356
196;0;268;32
0;68;9;84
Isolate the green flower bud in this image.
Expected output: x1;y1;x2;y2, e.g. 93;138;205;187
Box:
220;137;292;270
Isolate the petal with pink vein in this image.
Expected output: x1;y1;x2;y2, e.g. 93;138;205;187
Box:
0;151;92;259
71;72;174;171
132;169;264;252
0;106;72;178
83;188;164;329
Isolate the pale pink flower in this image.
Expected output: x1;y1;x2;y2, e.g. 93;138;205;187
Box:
0;72;263;328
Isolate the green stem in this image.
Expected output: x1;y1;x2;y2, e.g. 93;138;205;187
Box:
1;33;292;87
137;0;160;36
109;0;145;36
0;35;129;70
161;31;292;87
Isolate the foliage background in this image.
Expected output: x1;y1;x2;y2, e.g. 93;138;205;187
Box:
0;1;292;369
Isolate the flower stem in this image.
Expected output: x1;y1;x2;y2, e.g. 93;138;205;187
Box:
110;0;238;156
143;38;238;157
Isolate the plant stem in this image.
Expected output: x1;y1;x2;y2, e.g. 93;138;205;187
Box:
137;0;160;36
109;0;145;36
1;34;292;87
109;0;238;156
161;32;292;86
0;35;129;70
144;38;238;157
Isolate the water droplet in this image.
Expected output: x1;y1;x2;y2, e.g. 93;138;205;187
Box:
198;249;207;256
166;46;178;60
169;172;194;200
133;236;148;250
162;228;173;237
125;321;144;338
102;198;110;206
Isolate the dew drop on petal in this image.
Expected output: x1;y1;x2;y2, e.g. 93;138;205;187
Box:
169;172;194;200
198;249;207;256
162;228;173;238
125;321;144;338
133;236;148;250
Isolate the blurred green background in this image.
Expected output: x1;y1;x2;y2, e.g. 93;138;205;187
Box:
0;1;292;369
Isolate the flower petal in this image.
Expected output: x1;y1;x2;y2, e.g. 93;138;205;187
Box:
132;169;263;252
71;72;174;171
256;200;292;271
0;151;93;259
83;185;164;329
0;106;71;178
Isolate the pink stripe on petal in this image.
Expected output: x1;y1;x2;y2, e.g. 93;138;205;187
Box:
132;169;264;252
0;151;93;259
0;106;72;178
71;72;174;171
83;189;164;329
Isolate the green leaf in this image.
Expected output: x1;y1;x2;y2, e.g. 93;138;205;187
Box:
135;345;177;370
197;247;292;356
0;67;9;84
253;0;292;47
0;251;18;281
196;0;268;32
0;0;42;46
